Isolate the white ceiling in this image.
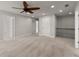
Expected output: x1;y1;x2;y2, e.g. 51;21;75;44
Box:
0;1;77;18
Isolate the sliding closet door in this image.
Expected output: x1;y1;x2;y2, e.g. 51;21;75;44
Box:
3;15;15;40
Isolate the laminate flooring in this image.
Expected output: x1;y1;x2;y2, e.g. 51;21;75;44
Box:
0;36;78;57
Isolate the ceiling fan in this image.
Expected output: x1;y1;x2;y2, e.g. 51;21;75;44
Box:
12;1;40;14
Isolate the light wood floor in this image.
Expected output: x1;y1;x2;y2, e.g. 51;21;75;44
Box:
0;36;79;57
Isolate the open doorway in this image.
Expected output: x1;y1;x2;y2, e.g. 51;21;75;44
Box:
32;18;39;36
36;19;39;35
56;15;75;47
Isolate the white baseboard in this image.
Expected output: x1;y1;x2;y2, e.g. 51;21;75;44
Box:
39;34;55;38
75;45;79;48
15;33;32;39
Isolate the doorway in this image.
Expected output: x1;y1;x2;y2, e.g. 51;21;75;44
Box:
56;15;75;47
36;20;39;35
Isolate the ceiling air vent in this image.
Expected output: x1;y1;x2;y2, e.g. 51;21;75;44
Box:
65;4;69;7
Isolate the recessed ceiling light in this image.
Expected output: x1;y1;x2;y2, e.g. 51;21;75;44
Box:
42;13;46;15
26;12;30;14
51;5;55;8
59;10;63;12
69;12;72;14
32;16;34;17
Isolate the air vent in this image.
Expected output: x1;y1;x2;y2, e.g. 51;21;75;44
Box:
65;4;69;7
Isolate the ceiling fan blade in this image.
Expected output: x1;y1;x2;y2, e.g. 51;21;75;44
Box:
20;11;24;13
28;10;33;14
12;7;23;9
27;7;40;10
23;1;28;8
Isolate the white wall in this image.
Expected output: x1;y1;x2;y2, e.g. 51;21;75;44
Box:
39;15;56;38
75;3;79;48
0;11;15;40
32;18;36;34
57;15;75;28
39;16;50;36
50;15;56;37
0;10;35;40
15;15;33;37
0;13;3;40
